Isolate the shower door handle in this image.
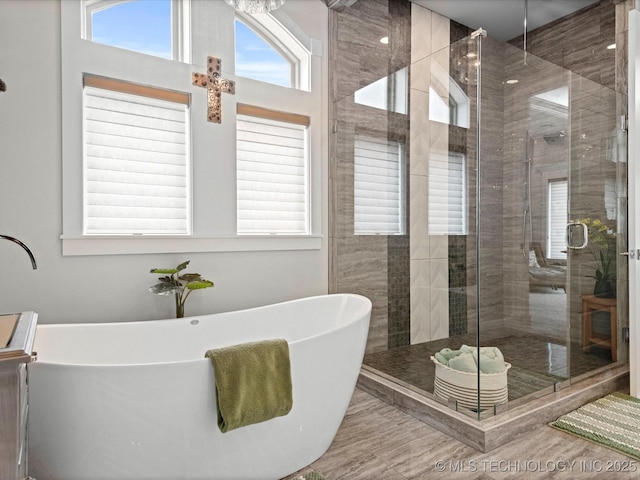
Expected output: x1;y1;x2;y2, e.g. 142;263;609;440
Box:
566;221;588;250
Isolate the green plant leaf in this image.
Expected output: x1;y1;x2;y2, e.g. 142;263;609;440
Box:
150;268;179;274
158;276;180;285
149;283;182;295
185;280;214;290
179;273;204;282
176;260;190;272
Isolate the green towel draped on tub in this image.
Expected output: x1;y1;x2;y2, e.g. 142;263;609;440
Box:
205;339;293;433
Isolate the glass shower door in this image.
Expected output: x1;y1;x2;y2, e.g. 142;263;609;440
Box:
493;44;573;403
565;73;627;379
356;24;627;420
488;41;627;412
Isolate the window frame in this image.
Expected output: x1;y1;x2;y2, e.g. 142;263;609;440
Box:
61;0;325;256
428;60;469;129
235;12;310;91
82;0;189;62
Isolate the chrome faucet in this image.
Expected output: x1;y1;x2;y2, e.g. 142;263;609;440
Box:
0;234;37;269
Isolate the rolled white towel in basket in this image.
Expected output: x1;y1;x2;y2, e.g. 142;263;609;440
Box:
435;345;506;374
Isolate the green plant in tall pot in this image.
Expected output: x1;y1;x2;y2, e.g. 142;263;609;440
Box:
149;260;214;318
578;218;616;298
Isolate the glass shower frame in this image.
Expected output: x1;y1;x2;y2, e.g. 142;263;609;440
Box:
464;29;625;418
357;25;628;421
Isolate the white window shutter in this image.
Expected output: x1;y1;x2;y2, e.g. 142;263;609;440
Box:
83;84;190;235
428;152;466;235
354;136;404;235
236;114;308;234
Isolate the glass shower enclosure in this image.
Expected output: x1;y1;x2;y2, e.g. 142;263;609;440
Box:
350;26;628;419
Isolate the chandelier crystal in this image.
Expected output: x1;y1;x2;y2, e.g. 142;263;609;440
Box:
224;0;287;14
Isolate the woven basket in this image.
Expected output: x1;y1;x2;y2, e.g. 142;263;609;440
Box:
431;356;511;410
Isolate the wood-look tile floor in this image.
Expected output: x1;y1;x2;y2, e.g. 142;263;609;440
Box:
285;388;639;479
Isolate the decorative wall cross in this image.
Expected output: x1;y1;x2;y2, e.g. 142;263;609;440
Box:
192;56;235;123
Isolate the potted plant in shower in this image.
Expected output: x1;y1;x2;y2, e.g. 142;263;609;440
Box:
578;218;616;298
149;260;214;318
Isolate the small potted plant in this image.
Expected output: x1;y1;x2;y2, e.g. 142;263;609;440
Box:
149;260;214;318
577;218;616;298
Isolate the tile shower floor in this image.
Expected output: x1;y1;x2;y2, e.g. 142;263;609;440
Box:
363;330;613;403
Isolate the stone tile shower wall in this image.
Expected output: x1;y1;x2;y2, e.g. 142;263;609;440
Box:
329;0;631;356
329;0;506;354
408;6;505;343
500;46;573;338
408;5;453;345
386;0;412;349
476;36;507;338
329;0;411;353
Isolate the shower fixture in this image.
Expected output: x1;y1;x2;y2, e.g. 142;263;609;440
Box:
521;127;566;260
521;131;533;260
0;235;37;269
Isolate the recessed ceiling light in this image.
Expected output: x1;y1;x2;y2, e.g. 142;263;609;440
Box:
506;79;519;84
607;43;616;49
380;37;389;44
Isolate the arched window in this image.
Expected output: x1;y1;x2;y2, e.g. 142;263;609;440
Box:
64;0;325;254
235;20;291;88
234;13;310;91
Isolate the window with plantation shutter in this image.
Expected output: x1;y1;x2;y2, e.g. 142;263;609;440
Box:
236;107;309;234
547;179;568;260
354;136;405;235
83;75;190;235
428;152;466;235
63;0;325;255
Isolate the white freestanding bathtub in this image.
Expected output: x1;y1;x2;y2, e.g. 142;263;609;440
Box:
28;293;371;480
